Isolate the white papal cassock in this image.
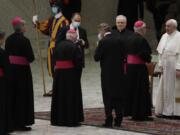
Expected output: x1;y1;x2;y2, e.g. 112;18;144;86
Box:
156;30;180;116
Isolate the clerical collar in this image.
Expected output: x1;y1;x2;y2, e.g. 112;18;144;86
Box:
55;12;62;19
118;28;126;33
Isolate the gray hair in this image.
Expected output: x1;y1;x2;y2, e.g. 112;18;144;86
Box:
98;23;111;32
166;19;178;28
134;23;146;32
13;24;23;32
116;15;127;22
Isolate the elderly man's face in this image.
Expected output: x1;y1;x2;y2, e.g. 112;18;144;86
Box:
67;32;77;42
21;24;26;33
165;22;176;34
116;18;127;31
141;26;147;35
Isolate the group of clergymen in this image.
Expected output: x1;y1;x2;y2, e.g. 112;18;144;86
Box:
0;12;152;135
1;3;180;134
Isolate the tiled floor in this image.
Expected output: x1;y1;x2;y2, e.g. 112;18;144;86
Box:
12;54;160;135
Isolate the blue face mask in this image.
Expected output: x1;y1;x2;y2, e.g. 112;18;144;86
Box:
72;21;81;28
51;6;58;15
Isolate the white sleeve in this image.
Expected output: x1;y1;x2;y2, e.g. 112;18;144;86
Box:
176;38;180;70
158;54;162;67
176;51;180;70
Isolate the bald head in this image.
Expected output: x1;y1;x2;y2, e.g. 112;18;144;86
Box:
116;15;127;31
165;19;177;34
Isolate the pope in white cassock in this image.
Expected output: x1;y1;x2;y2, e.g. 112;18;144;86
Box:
156;19;180;116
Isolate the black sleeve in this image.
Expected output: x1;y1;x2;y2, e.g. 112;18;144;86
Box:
94;40;103;62
5;38;10;55
2;51;10;78
73;46;83;68
25;39;35;63
138;38;152;63
82;29;89;49
56;26;68;45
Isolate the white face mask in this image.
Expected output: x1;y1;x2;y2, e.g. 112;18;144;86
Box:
52;6;58;15
72;21;81;28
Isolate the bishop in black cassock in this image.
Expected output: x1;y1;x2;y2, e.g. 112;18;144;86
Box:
5;17;35;131
0;31;13;135
125;21;152;121
51;29;84;127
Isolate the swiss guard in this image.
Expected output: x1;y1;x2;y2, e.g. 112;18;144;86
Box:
32;0;69;95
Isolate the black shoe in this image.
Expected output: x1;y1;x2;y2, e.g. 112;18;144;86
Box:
102;116;113;128
0;133;10;135
102;123;112;128
15;126;32;131
156;114;163;118
68;123;81;127
114;118;122;127
131;117;153;121
156;115;176;119
143;117;154;121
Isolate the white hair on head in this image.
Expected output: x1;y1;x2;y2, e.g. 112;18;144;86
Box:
166;19;178;28
66;32;71;40
116;15;127;22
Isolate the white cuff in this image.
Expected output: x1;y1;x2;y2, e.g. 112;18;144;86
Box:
32;15;38;24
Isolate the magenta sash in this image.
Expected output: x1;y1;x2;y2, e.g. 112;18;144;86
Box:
9;56;29;65
56;60;74;69
0;68;4;77
127;55;145;64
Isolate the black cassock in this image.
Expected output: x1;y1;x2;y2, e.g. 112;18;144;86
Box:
0;48;13;134
112;29;134;43
56;25;89;92
51;40;84;127
111;28;134;102
117;0;144;30
125;33;152;120
94;33;126;120
112;29;134;64
62;0;81;21
56;25;89;68
5;32;35;128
